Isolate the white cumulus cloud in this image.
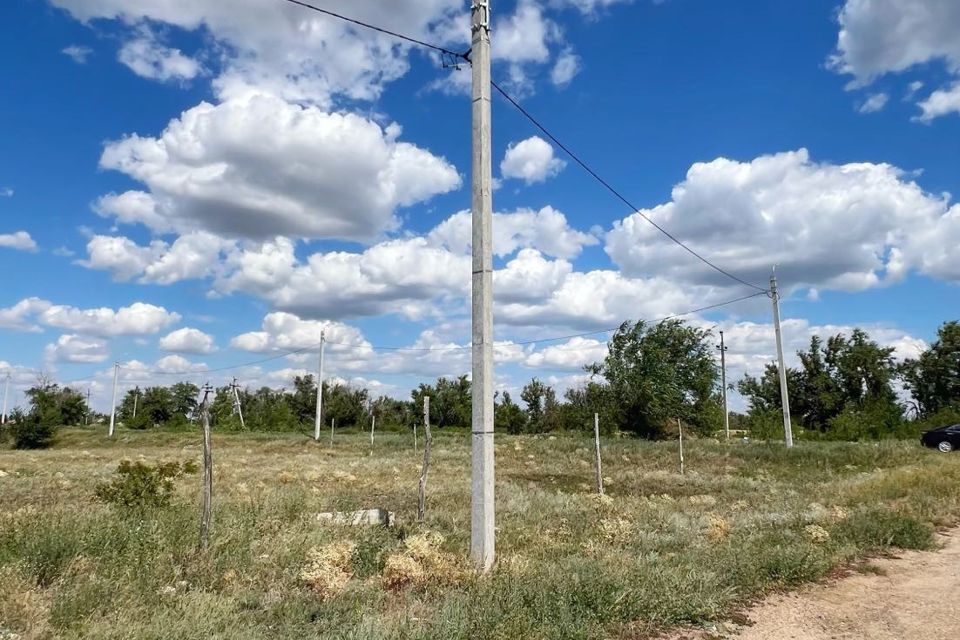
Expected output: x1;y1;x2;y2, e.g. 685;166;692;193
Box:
45;334;109;363
118;27;201;81
605;149;960;291
96;94;461;241
501;136;567;184
0;231;38;252
159;327;216;354
0;298;181;336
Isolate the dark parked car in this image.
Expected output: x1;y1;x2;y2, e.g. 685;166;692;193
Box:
921;424;960;453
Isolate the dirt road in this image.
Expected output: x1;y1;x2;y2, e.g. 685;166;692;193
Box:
666;530;960;640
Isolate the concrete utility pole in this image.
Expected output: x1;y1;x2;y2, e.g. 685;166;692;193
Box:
108;362;119;438
314;330;325;442
770;271;794;448
230;377;245;429
717;331;730;440
2;372;10;425
370;414;376;447
470;0;495;573
132;386;140;419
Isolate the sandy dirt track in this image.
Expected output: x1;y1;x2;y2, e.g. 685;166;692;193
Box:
664;530;960;640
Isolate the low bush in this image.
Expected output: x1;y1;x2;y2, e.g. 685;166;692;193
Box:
94;460;195;509
9;408;56;450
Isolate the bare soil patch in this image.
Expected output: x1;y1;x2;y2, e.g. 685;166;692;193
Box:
663;529;960;640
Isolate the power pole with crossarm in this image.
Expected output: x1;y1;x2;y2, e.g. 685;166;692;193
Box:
470;0;495;572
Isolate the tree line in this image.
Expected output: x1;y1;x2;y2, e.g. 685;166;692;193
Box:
3;319;957;448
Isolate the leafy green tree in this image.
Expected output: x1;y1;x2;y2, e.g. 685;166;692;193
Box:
411;376;471;428
556;382;616;434
495;391;527;434
588;319;721;438
371;395;414;430
290;375;318;425
739;328;903;437
141;387;176;426
245;386;298;431
902;321;960;418
58;387;88;426
170;382;201;421
325;383;370;429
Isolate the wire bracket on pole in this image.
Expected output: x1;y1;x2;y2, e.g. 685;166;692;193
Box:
441;51;464;70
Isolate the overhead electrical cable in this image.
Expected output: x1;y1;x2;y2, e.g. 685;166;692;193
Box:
277;0;469;59
275;0;769;293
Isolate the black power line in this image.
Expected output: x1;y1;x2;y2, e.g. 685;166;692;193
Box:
490;82;768;293
276;0;769;293
278;0;468;60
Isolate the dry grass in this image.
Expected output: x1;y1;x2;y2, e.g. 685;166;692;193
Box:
1;428;960;639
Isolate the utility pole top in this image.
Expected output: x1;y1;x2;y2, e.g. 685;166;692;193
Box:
769;270;794;448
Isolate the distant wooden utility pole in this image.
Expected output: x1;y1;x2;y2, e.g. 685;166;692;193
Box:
769;270;794;448
132;386;140;419
108;362;119;437
470;0;496;574
593;413;604;495
314;330;325;442
417;397;432;523
199;383;214;551
717;331;730;440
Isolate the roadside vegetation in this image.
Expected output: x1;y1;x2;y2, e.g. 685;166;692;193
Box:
1;319;957;638
2;429;960;639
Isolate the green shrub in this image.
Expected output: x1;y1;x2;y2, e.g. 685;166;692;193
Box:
834;508;934;551
94;460;192;509
9;408;56;449
826;399;906;441
745;408;784;441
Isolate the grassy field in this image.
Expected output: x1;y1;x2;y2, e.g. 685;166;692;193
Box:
3;428;960;639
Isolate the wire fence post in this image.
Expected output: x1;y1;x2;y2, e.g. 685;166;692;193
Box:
677;417;685;476
593;412;604;495
370;414;375;447
414;422;418;452
417;397;432;523
330;417;335;447
200;384;214;551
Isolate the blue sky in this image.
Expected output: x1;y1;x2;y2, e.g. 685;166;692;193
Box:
1;0;958;412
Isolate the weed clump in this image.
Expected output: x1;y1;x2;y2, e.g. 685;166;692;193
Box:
804;524;831;544
382;532;463;591
94;460;193;509
300;541;356;601
705;514;731;541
